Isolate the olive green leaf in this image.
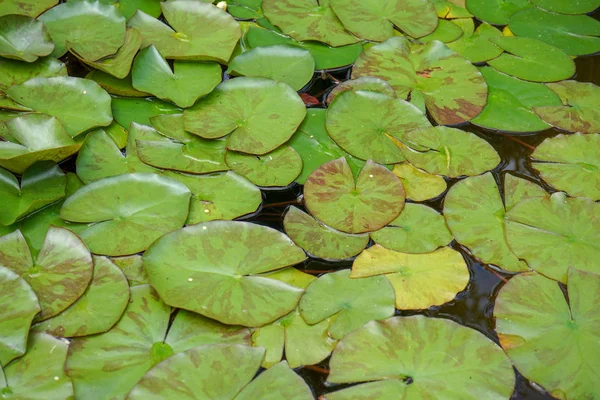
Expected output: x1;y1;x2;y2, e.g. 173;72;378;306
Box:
0;57;66;90
371;203;452;254
326;77;396;105
432;0;472;18
419;19;464;44
508;8;600;56
446;18;502;63
329;0;438;41
506;192;600;283
0;227;93;321
284;206;369;260
529;0;600;14
465;0;531;25
304;158;405;234
399;127;500;177
38;0;126;60
495;269;600;400
471;67;562;133
69;0;163;19
127;1;241;62
325;90;431;164
66;285;250;400
352;246;468;309
144;221;307;327
60;173;191;256
533;81;600;134
352;37;488;125
32;256;129;338
0;0;59;18
87;70;149;97
532;134;600;201
128;346;313;400
226;146;302;187
6;76;113;137
111;254;147;286
112;97;181;129
228;45;315;91
184;77;306;155
488;36;575;83
299;269;396;339
0;266;39;366
391;162;447;201
325;316;515;399
1;333;73;399
228;0;263;19
262;0;359;47
503;173;548;211
0;161;65;226
0;114;80;174
0;15;54;62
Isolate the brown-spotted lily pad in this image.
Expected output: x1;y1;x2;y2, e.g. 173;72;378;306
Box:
111;254;147;287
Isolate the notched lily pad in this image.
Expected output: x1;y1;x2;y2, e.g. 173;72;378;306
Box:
226;146;302;187
0;15;54;62
392;162;447;201
446;18;502;63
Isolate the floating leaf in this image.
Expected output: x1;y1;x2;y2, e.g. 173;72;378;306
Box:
494;269;600;400
352;246;468;309
111;254;147;286
446;18;502;63
112;97;181;130
0;0;59;17
506;192;600;283
228;0;263;19
184;77;306;155
529;0;600;14
432;0;472;18
391;162;447;201
87;70;149;97
0;15;54;62
325;316;515;398
69;0;164;19
326;77;396;105
418;19;464;43
0;56;66;90
226;146;302;187
465;0;531;25
304;158;405;234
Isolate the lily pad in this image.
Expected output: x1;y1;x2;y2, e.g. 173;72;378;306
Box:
494;268;600;400
112;97;181;129
184;77;306;155
417;19;464;43
352;37;488;125
465;0;531;25
0;15;54;62
39;0;126;60
352;246;469;309
111;254;147;286
326;77;396;105
371;203;452;254
0;227;93;321
325;316;515;398
432;0;472;18
304;158;405;234
532;133;600;201
446;18;503;63
0;266;39;366
143;221;307;327
228;0;263;19
87;71;149;97
530;0;600;14
506;192;600;283
226;146;302;187
391;162;447;201
284;206;369;260
60;173;191;256
329;0;438;41
0;56;66;90
0;0;59;17
6;76;113;137
69;0;163;19
299;269;396;339
32;256;129;338
533;80;600;134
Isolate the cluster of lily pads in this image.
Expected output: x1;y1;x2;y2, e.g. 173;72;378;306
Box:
0;0;599;399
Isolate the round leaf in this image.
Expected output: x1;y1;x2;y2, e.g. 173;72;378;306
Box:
446;18;502;63
419;18;464;43
225;146;302;187
391;162;447;201
0;15;54;62
465;0;531;25
326;76;396;105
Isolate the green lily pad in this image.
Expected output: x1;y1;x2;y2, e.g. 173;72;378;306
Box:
128;346;313;400
352;37;488;125
329;0;438;41
32;256;129;338
503;173;548;211
39;0;126;60
465;0;531;25
262;0;359;47
304;158;405;234
529;0;600;14
6;76;113;137
0;57;66;91
284;206;369;260
471;67;562;133
0;0;59;17
325;316;515;398
66;285;250;400
0;15;54;62
506;192;600;283
399;127;500;177
1;333;72;399
326;77;396;105
127;1;241;62
488;36;575;83
184;77;306;155
111;254;147;286
418;19;464;43
533;81;600;134
144;221;307;326
228;45;314;91
226;146;302;187
0;161;65;226
371;203;452;254
508;7;600;56
87;71;149;97
446;18;502;63
112;97;181;129
391;162;447;201
494;268;600;400
532;133;600;201
432;0;472;18
60;173;191;256
0;227;93;321
69;0;163;19
326;90;431;164
228;0;263;19
352;246;469;309
0;266;39;366
299;269;396;339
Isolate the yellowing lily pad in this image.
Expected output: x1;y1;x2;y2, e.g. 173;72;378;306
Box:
226;146;302;187
391;162;447;201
